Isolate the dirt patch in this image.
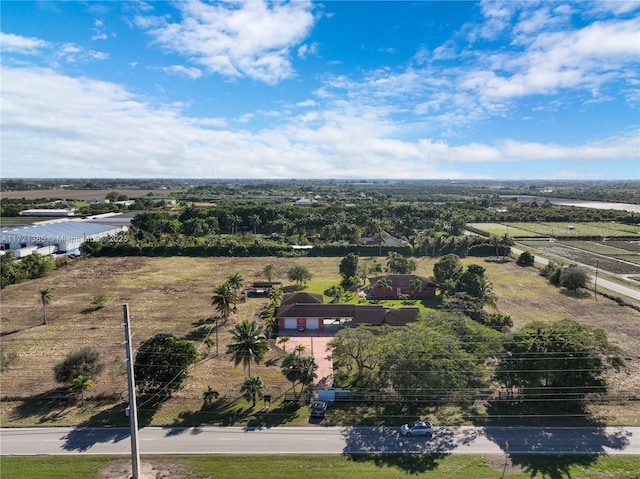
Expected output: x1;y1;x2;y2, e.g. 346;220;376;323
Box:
96;458;192;479
484;454;527;474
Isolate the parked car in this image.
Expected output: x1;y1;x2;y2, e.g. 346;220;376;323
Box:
400;420;433;437
311;401;328;418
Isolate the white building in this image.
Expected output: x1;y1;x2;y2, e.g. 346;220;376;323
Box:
1;220;126;257
20;209;76;217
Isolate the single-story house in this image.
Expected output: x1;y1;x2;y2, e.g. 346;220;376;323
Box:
276;293;420;331
360;231;407;247
369;274;437;299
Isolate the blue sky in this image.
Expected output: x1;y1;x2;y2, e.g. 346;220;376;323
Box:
1;0;638;180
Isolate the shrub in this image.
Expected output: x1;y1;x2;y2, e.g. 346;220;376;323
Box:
516;251;535;266
54;347;104;386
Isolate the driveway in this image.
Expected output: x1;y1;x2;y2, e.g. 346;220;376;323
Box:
279;330;335;389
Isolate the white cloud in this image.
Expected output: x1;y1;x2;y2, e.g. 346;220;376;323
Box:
55;43;109;63
298;42;319;59
136;0;317;84
2;66;637;179
462;17;640;100
296;99;316;108
159;65;203;79
0;32;48;54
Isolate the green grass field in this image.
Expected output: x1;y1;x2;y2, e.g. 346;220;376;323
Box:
469;222;640;239
519;240;640;275
3;454;640;479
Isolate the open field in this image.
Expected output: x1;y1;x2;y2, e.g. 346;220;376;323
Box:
3;454;640;479
467;223;544;238
1;255;639;428
1;189;182;200
519;240;640;276
506;222;640;238
469;222;640;239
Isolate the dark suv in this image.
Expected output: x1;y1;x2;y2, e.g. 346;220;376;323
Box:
311;401;328;418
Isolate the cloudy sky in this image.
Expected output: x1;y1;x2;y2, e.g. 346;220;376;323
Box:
1;0;638;180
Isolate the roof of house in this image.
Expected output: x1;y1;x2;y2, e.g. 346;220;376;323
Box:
359;231;407;247
369;274;436;289
276;303;419;326
281;292;323;306
277;303;357;318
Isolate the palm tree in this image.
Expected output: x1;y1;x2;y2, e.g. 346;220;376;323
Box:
39;288;52;325
325;285;344;303
479;277;498;309
241;376;264;407
226;320;269;377
490;235;501;257
386;252;402;273
500;233;514;258
376;278;393;297
72;375;93;407
409;278;423;297
268;287;283;306
212;282;238;324
226;272;244;293
251;214;262;235
294;344;307;357
277;336;291;353
202;386;219;409
374;230;385;256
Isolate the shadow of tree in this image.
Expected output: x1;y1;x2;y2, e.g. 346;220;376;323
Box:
12;388;77;424
560;289;591;299
164;398;303;433
342;425;465;474
482;399;632;477
60;393;167;451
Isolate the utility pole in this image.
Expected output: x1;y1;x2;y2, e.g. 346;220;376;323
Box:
122;304;141;479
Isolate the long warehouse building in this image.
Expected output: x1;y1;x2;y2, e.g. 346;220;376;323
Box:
1;220;126;258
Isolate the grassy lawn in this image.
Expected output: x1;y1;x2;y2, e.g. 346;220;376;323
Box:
2;454;639;479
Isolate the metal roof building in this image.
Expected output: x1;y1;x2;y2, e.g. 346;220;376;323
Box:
1;220;126;257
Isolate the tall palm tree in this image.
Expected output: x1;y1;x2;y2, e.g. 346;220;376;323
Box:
39;288;52;325
500;233;514;258
277;336;291;353
490;235;501;257
72;375;93;407
226;320;269;377
386;252;402;273
251;214;262;235
241;376;264;407
212;282;237;324
268;286;283;305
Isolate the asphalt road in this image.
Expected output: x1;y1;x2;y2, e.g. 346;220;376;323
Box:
511;246;640;301
1;426;639;456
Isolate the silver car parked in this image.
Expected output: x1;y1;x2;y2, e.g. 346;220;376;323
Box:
400;420;433;437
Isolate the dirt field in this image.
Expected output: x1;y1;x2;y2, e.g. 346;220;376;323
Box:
1;255;638;427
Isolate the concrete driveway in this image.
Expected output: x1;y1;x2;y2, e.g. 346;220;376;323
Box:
278;330;335;389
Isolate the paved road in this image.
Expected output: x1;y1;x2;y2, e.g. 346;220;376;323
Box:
1;426;639;456
511;246;640;301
